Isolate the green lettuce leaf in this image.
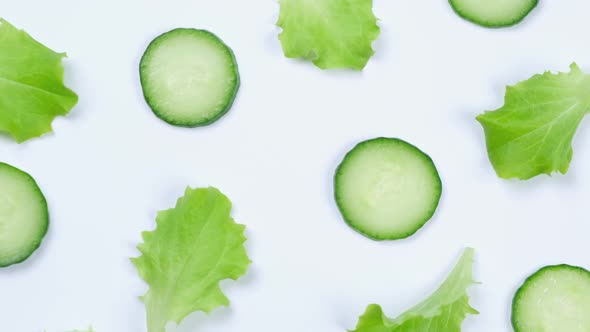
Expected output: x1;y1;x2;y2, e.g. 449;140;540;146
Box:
351;248;478;332
477;63;590;180
277;0;380;70
0;18;78;143
132;187;251;332
69;328;94;332
43;328;94;332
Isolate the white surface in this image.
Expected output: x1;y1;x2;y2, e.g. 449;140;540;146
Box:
1;1;590;331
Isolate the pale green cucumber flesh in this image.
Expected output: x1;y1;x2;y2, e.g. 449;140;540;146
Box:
512;265;590;332
0;163;49;267
450;0;539;28
334;138;442;240
140;28;240;127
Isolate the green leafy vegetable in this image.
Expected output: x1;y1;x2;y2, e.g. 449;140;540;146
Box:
277;0;380;70
477;63;590;180
0;18;78;143
69;328;94;332
43;328;94;332
132;187;251;332
351;248;478;332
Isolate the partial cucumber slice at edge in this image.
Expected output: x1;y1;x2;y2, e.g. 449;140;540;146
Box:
0;162;49;267
334;137;442;241
449;0;539;28
139;28;240;127
512;264;590;332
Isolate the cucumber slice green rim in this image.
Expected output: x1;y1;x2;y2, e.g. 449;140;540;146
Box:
140;28;240;127
449;0;539;28
334;138;442;241
0;163;49;267
512;264;590;332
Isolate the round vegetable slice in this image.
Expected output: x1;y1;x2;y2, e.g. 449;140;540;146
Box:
140;28;240;127
0;163;49;267
512;265;590;332
449;0;539;28
334;138;442;240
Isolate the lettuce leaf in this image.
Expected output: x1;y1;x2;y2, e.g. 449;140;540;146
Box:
0;18;78;143
277;0;380;70
43;328;94;332
477;63;590;180
351;248;478;332
132;187;251;332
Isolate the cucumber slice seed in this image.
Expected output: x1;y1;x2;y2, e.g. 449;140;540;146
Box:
334;138;442;240
0;163;49;267
512;265;590;332
449;0;539;28
140;28;240;127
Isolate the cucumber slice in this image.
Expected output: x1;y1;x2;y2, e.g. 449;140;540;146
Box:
0;163;49;267
512;265;590;332
140;28;240;127
449;0;539;28
334;138;442;240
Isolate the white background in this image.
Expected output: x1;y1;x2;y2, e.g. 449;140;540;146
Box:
1;1;590;331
